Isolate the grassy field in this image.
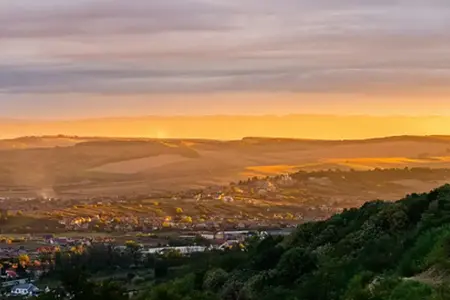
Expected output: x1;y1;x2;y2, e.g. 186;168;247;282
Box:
1;135;450;198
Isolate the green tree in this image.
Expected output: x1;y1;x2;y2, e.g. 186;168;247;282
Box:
388;281;433;300
276;247;317;285
203;269;228;293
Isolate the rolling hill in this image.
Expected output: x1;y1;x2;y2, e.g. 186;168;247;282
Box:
1;135;450;197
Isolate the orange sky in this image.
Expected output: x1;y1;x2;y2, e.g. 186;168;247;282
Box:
2;93;450;119
1;0;449;121
2;114;450;140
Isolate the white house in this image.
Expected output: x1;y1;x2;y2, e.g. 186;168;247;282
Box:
140;246;209;255
11;283;40;297
222;196;234;203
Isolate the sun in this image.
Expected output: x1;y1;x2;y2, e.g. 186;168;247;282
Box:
156;130;168;139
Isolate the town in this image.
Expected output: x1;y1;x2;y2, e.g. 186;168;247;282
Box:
0;172;346;234
1;167;450;297
0;227;293;297
2;168;449;235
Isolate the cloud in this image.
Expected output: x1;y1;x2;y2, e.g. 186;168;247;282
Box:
0;0;234;38
0;0;449;96
1;63;449;95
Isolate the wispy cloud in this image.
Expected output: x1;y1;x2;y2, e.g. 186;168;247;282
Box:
0;0;449;97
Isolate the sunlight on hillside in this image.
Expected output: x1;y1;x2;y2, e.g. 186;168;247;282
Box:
245;165;299;175
325;156;450;170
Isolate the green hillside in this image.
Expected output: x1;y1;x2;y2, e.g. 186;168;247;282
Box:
136;184;450;300
38;184;450;300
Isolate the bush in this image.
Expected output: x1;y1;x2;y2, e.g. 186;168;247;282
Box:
203;269;228;293
388;281;433;300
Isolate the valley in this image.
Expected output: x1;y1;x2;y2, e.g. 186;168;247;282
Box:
1;135;450;198
1;135;450;234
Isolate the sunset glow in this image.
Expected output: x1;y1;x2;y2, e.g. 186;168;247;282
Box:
1;0;449;129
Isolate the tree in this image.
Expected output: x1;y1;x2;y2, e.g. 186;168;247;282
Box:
125;240;142;266
183;216;193;224
203;269;228;293
220;277;244;300
18;254;31;266
248;235;284;271
276;247;317;285
239;271;276;300
154;259;169;279
40;268;127;300
341;272;374;300
388;281;433;300
0;209;8;223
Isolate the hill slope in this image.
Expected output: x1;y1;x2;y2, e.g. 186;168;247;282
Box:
2;135;450;198
141;184;450;300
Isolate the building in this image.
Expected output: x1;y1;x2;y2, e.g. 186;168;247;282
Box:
222;196;234;203
140;246;209;255
5;270;18;279
11;283;40;297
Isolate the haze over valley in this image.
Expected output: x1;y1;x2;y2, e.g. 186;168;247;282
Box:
1;134;450;197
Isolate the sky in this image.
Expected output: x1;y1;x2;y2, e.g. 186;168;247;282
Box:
1;0;449;119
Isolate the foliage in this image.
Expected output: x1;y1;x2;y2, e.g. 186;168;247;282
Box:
42;184;450;300
39;267;127;300
202;269;228;292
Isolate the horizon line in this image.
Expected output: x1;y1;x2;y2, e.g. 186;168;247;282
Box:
2;113;450;122
3;134;450;143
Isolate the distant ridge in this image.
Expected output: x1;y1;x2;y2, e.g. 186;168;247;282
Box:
241;135;450;144
1;132;450;197
2;114;450;140
2;134;450;144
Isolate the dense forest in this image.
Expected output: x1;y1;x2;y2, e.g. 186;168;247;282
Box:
39;184;450;300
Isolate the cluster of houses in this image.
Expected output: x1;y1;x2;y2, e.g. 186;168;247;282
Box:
0;263;41;297
0;173;345;237
0;174;349;256
0;228;292;298
56;208;299;234
0;235;117;298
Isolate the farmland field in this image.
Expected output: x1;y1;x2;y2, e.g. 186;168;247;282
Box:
1;135;450;198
